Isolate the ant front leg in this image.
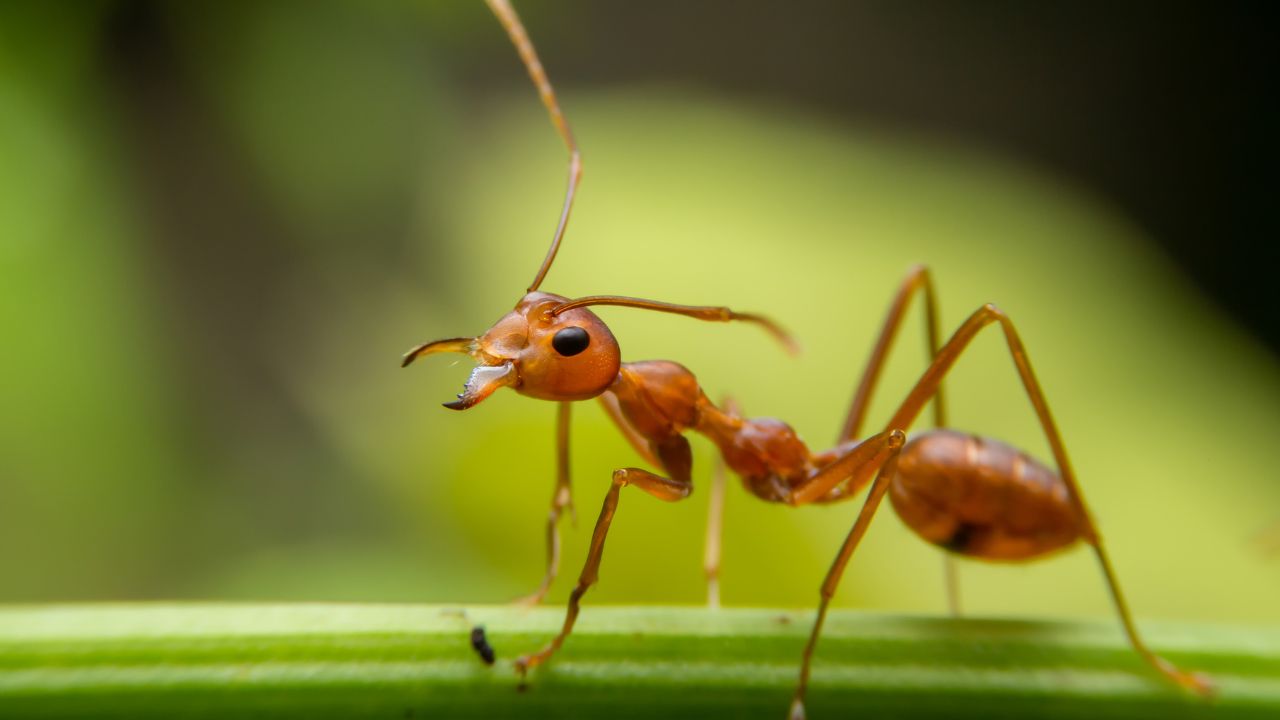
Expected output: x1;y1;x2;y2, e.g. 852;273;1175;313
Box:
515;436;694;677
515;402;575;607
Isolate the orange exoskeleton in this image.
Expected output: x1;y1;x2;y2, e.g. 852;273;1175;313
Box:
402;2;1214;717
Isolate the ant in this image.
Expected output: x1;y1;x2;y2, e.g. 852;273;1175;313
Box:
402;1;1215;717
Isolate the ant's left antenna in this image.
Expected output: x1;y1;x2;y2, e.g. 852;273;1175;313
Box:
485;0;581;293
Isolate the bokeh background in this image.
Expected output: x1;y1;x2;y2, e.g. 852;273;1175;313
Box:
2;1;1278;625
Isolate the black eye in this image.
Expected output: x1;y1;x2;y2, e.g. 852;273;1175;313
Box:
552;326;590;356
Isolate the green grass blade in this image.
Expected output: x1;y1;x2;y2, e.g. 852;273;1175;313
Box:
1;604;1276;718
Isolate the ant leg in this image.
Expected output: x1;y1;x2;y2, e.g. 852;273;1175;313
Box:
788;430;909;719
894;304;1209;693
607;388;727;609
791;304;1212;716
703;397;740;609
704;456;726;609
836;265;962;614
839;264;946;443
790;429;908;508
598;394;661;466
515;402;575;607
944;554;962;617
515;465;692;676
789;440;905;720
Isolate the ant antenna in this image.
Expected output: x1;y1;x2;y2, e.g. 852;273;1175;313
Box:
487;2;798;359
553;295;800;355
485;0;582;293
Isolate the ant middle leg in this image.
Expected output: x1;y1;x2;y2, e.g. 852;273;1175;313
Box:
515;402;575;607
703;396;739;609
704;459;727;609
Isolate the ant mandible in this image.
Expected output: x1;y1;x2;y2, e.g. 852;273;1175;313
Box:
402;2;1215;717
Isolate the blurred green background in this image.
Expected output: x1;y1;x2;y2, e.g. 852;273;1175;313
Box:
2;1;1278;626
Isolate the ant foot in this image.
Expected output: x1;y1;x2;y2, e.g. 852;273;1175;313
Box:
511;590;546;609
1177;670;1217;698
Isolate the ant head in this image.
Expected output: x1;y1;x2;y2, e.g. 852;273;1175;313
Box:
402;291;620;410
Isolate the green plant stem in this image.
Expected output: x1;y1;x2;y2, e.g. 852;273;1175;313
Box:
0;604;1276;718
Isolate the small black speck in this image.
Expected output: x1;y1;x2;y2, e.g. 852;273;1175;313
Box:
470;625;496;665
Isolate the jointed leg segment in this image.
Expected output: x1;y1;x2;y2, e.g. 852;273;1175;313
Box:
943;554;961;617
703;396;740;609
704;458;727;609
515;466;692;675
790;449;904;720
840;264;946;443
838;265;961;614
516;401;576;607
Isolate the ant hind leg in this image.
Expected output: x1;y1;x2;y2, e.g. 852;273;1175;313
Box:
840;265;961;614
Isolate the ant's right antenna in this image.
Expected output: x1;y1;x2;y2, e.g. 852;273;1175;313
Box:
485;0;582;293
553;295;801;356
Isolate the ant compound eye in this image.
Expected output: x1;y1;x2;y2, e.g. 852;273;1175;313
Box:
552;326;590;357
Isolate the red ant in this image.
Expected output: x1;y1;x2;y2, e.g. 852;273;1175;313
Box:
402;2;1214;716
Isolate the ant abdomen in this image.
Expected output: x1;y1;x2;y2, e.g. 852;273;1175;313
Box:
890;429;1082;561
